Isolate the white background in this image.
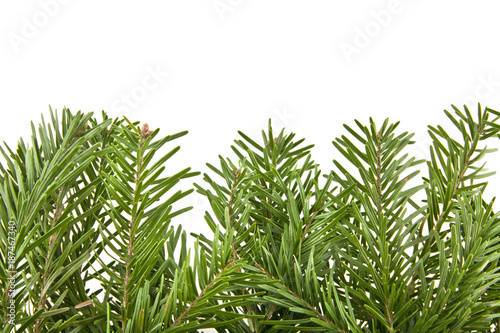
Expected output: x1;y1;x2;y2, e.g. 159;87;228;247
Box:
2;1;500;331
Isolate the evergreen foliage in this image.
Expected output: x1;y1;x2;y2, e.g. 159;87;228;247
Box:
1;105;500;332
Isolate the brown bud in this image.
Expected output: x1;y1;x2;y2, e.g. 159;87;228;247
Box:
232;168;241;179
141;123;153;138
141;123;149;136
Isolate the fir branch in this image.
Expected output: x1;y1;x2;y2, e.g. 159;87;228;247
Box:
121;123;149;332
408;115;484;297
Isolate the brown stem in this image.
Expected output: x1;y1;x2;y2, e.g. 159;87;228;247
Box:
409;150;472;293
386;297;394;332
376;133;395;329
122;125;149;332
376;133;383;221
228;169;241;260
407;123;482;299
35;186;64;333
